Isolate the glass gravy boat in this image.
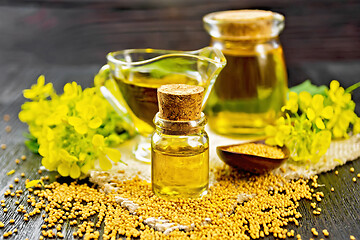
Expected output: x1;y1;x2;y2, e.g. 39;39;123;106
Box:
98;47;226;163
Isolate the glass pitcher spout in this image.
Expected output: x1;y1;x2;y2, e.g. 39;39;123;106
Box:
100;47;226;134
106;47;226;109
97;47;226;163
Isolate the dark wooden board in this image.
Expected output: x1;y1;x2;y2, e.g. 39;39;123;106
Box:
1;1;360;239
0;63;360;240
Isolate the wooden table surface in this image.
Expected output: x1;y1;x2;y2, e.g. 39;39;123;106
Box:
1;1;360;239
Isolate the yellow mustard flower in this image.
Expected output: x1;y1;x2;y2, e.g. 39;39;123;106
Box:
68;105;102;134
92;134;121;171
305;94;333;129
23;75;54;100
281;92;298;113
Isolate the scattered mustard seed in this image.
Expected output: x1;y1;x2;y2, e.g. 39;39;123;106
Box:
15;159;20;164
331;187;334;192
1;144;7;150
353;177;357;183
21;172;25;177
323;229;329;237
9;184;13;189
335;170;339;175
11;170;317;239
350;236;356;240
3;208;7;213
14;178;19;183
21;155;26;161
357;173;360;178
0;221;4;228
311;228;319;236
9;219;14;224
3;114;10;122
38;169;42;174
350;167;355;173
5;125;11;133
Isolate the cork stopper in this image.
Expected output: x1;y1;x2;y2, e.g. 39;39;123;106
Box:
157;84;204;121
204;10;284;40
214;10;273;22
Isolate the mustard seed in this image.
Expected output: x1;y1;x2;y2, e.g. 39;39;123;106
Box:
1;144;6;150
335;170;338;175
15;159;20;164
5;125;11;133
353;177;357;183
3;114;10;122
21;155;26;160
350;167;355;173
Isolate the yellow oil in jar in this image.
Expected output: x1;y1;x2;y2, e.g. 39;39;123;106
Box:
205;45;287;137
152;146;209;199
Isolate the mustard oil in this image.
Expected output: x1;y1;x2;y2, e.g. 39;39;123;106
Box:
206;46;287;136
152;146;209;199
203;10;288;137
115;74;201;136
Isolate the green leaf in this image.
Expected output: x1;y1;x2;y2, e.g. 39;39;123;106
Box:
135;57;196;79
23;132;37;140
25;139;39;153
290;80;328;96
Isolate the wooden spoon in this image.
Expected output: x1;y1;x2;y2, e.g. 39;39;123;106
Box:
216;141;289;174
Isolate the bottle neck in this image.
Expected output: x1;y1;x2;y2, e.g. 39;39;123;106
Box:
211;37;281;54
154;112;207;135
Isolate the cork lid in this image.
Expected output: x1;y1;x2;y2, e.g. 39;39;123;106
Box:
157;84;204;121
203;10;284;40
213;10;273;22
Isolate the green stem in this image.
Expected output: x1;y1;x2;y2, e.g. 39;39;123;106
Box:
346;81;360;93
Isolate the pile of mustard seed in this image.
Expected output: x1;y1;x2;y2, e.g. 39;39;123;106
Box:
2;167;318;240
226;143;285;159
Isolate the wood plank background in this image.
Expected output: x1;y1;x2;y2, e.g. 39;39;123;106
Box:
0;0;360;239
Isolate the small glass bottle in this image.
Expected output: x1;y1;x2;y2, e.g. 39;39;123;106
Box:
203;10;288;137
151;84;209;199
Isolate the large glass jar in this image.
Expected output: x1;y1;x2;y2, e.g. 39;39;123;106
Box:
203;10;288;137
151;112;209;199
